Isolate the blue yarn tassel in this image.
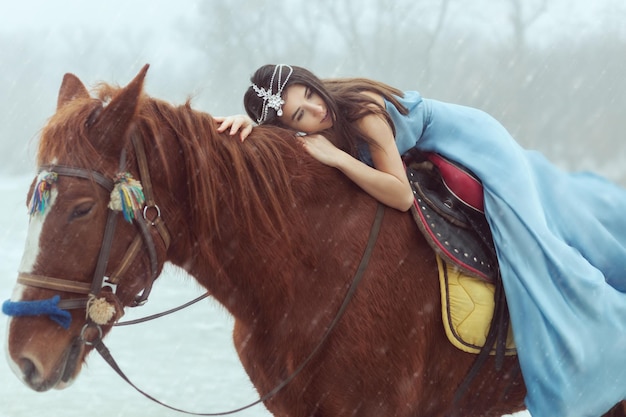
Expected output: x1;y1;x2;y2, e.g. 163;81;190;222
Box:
28;172;58;215
2;295;72;329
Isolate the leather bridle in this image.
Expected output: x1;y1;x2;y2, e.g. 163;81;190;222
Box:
15;130;387;415
17;134;171;320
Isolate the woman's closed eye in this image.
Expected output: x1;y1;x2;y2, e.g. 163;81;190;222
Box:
295;89;313;121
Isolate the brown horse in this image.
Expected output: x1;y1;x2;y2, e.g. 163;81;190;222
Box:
3;65;623;417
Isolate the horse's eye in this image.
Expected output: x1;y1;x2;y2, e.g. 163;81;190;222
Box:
71;202;94;220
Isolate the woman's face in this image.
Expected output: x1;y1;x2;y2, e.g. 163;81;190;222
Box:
278;84;333;134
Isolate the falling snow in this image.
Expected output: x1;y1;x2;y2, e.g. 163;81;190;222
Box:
3;0;626;415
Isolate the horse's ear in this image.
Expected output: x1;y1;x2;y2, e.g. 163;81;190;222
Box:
89;64;150;157
57;73;90;110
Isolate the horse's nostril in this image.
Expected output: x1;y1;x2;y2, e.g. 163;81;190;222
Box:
18;356;52;392
20;357;40;385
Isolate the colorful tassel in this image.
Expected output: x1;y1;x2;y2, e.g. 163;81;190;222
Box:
108;172;145;222
28;172;58;216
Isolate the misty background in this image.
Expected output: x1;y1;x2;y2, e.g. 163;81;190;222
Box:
2;1;626;416
2;0;626;182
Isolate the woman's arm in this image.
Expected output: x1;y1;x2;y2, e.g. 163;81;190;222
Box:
301;112;414;212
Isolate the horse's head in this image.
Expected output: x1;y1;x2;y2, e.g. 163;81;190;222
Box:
4;65;170;391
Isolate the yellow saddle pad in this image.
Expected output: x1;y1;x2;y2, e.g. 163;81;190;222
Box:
437;254;517;355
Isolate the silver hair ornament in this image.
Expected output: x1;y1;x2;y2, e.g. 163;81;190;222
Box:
251;64;293;124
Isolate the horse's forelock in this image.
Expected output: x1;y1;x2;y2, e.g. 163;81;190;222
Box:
38;82;145;170
37;98;105;168
94;82;122;105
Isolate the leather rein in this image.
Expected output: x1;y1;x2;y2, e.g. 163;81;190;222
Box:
17;132;387;415
94;203;386;416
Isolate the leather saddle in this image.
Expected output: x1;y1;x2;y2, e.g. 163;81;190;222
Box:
403;149;498;283
404;150;512;391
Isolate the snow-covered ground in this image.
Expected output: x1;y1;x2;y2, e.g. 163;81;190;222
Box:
0;175;529;416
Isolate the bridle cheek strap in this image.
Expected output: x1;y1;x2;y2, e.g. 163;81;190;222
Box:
108;210;173;290
108;135;171;305
4;135;171;327
111;214;162;306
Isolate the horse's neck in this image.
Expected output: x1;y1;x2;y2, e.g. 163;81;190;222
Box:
147;110;369;323
178;169;361;324
149;127;311;319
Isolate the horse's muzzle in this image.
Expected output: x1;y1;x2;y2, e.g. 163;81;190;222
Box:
12;336;83;392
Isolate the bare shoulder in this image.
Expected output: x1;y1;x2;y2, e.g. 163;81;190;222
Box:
359;90;385;107
355;100;395;146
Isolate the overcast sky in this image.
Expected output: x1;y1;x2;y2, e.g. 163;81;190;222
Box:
2;0;626;177
3;0;625;92
2;0;196;34
4;0;624;43
2;0;202;77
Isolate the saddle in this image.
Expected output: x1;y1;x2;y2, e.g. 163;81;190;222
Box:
404;149;497;283
404;150;514;361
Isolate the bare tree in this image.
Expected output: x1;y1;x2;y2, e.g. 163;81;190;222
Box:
508;0;547;52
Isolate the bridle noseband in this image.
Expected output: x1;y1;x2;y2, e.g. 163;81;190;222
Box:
16;135;170;323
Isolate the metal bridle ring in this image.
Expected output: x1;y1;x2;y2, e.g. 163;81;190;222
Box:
143;204;161;226
79;322;103;346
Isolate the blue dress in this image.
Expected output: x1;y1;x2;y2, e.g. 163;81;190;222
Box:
375;91;626;417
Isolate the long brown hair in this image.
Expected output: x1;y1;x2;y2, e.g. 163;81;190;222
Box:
243;65;409;157
322;77;408;157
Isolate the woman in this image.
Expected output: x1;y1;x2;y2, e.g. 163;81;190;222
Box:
217;64;415;212
216;64;626;417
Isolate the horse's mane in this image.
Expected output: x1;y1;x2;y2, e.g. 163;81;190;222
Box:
139;96;310;251
38;82;334;268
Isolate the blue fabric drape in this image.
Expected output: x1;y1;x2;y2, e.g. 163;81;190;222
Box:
383;92;626;417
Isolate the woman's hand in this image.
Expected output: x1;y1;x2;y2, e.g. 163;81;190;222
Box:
297;133;343;167
298;110;414;212
215;114;255;141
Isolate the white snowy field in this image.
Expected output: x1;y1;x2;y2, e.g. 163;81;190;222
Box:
0;175;529;417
